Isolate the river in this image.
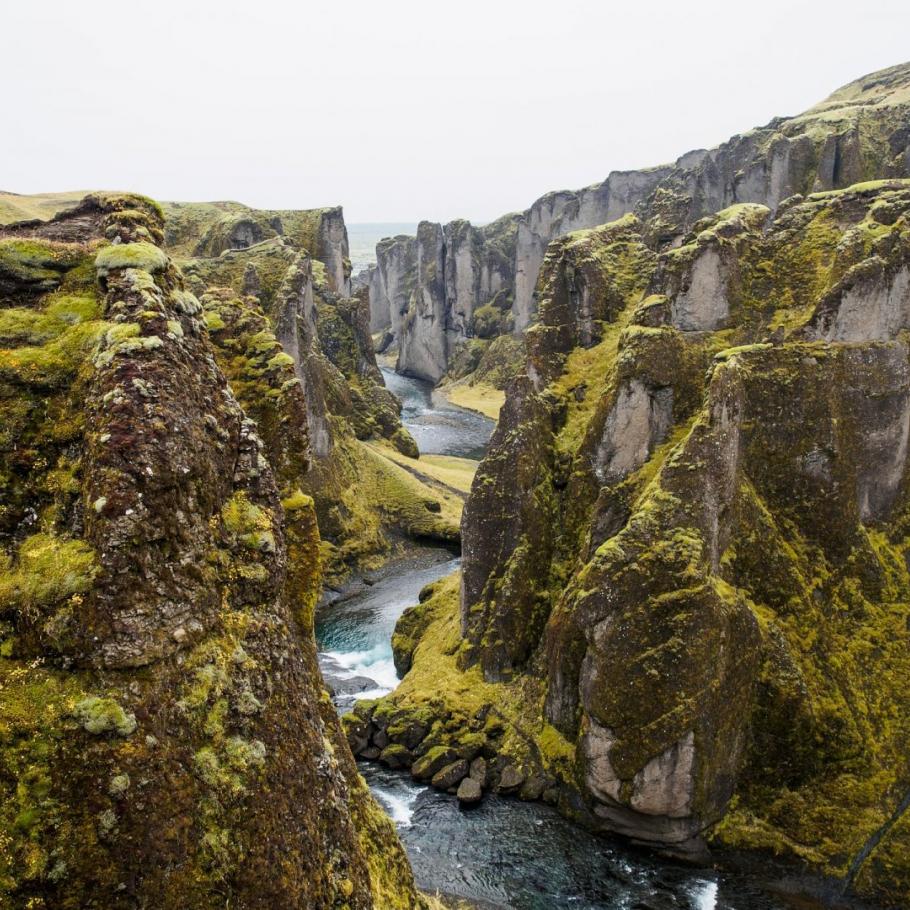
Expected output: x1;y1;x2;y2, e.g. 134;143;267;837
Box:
315;371;811;910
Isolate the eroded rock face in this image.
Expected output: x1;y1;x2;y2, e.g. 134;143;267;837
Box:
397;222;448;382
373;176;910;905
460;377;558;679
811;261;910;342
594;381;673;484
0;196;419;909
371;62;910;385
371;234;417;341
316;206;353;296
369;217;518;380
513;170;671;333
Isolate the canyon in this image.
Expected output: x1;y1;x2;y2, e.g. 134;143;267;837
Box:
2;60;910;910
367;62;910;388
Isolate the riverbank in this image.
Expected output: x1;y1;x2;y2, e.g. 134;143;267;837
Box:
436;380;505;421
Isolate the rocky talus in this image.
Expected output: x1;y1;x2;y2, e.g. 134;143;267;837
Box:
370;62;910;387
0;194;421;908
355;175;910;907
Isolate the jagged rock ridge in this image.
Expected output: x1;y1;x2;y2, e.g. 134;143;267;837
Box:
371;62;910;383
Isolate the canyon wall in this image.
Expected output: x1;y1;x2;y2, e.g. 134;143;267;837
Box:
0;194;421;908
166;202;458;585
356;63;910;909
371;62;910;383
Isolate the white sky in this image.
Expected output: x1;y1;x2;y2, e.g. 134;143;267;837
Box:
4;1;909;223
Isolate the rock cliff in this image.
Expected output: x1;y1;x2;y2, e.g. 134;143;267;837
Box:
163;203;460;584
354;68;910;909
162;200;352;296
0;194;421;908
371;62;910;386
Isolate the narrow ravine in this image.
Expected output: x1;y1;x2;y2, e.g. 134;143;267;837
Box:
315;373;805;910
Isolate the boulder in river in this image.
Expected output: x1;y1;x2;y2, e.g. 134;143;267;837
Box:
412;746;458;781
431;759;469;790
457;777;483;805
380;744;413;769
497;765;525;793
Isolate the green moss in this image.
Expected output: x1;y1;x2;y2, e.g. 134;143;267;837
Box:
221;491;275;552
203;310;226;331
472;303;507;339
193;737;266;795
0;533;97;621
0;293;99;348
267;351;294;370
0;238;87;287
71;696;137;737
94;241;168;277
281;489;314;512
1;319;106;388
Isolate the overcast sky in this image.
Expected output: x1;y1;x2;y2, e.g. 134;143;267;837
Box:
4;1;909;223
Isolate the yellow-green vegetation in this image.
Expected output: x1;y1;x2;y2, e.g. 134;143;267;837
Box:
375;572;556;769
160;200;330;260
94;241;168;277
181;238;299;312
71;696;136;737
0;657;88;891
366;441;477;496
0;238;90;297
304;429;463;584
438;381;504;420
0;294;100;347
0;533;97;622
338;441;462;548
222;491;276;554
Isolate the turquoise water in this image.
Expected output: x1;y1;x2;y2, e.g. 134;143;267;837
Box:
347;222;416;275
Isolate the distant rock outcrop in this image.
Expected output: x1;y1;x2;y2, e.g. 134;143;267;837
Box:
372;62;910;384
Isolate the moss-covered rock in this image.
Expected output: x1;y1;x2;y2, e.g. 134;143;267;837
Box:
373;180;910;906
0;194;420;909
176;205;438;583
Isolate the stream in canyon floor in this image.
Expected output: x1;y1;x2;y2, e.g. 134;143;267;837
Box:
315;372;814;910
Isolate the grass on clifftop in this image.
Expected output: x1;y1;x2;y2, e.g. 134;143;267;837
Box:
357;443;464;535
0;190;93;225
